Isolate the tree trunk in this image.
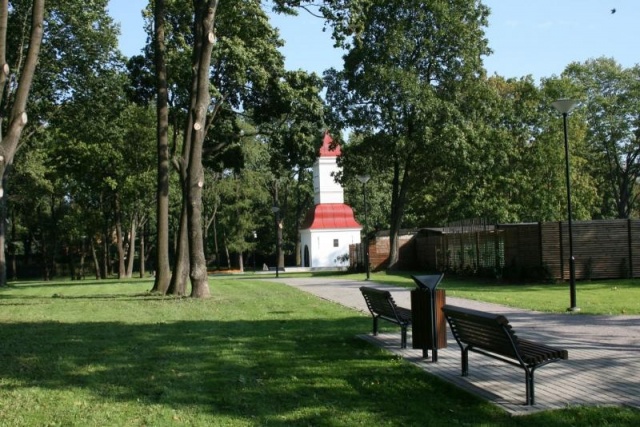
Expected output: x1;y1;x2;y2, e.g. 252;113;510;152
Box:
114;195;126;279
168;203;189;296
152;0;172;293
0;0;44;286
139;220;146;278
223;234;230;269
102;229;109;279
42;233;49;281
168;0;200;295
79;240;86;280
387;157;411;269
69;245;76;280
126;217;137;278
10;214;16;280
10;207;16;280
91;239;100;280
0;170;6;285
203;202;217;265
185;1;218;298
213;211;220;269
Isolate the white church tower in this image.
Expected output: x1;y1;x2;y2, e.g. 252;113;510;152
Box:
299;132;362;268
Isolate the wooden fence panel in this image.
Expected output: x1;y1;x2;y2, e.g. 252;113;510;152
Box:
631;220;640;278
352;219;640;280
501;223;541;269
573;220;629;279
540;222;563;280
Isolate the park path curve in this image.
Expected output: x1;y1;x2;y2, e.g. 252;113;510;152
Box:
262;276;640;415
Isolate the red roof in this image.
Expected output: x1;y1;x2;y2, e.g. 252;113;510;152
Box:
318;132;341;157
300;203;361;230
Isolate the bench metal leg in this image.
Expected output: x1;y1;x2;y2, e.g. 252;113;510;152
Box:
372;317;379;336
400;326;407;349
526;369;535;405
461;348;469;376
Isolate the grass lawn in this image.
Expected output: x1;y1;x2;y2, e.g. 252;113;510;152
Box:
331;271;640;315
0;277;638;426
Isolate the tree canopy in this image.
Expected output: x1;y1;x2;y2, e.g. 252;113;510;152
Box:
2;1;638;285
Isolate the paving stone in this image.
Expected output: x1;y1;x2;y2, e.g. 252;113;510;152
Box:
271;277;640;415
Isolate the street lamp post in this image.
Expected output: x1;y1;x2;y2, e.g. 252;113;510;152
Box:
271;205;280;278
552;98;580;312
357;175;371;280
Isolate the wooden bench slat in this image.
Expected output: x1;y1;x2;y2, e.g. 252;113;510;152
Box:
360;287;412;348
442;304;568;406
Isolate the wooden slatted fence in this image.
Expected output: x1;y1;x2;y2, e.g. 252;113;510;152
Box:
351;219;640;280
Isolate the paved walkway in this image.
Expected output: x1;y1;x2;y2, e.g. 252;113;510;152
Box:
266;277;640;415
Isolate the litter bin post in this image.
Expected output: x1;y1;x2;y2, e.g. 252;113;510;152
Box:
411;274;443;292
410;274;446;362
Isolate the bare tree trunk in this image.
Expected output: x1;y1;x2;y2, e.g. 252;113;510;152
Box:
0;0;44;286
42;233;49;281
223;234;230;269
185;1;219;298
388;158;411;269
90;239;100;280
168;1;198;296
126;217;137;278
168;204;189;295
152;0;172;293
10;208;16;280
139;219;147;278
102;228;109;279
0;171;6;285
79;239;86;280
114;196;126;279
213;212;220;269
203;198;217;265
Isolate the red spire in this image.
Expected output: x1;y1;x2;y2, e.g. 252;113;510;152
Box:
318;131;341;157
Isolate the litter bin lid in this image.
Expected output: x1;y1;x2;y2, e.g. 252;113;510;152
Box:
411;274;444;292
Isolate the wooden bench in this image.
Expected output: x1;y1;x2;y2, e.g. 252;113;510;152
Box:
442;304;568;405
360;287;412;348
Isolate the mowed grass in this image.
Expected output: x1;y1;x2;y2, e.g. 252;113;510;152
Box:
0;278;638;426
333;271;640;315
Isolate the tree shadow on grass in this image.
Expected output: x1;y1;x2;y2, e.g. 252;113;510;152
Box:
0;316;499;425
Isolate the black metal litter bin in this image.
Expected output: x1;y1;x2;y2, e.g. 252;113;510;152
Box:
411;274;446;362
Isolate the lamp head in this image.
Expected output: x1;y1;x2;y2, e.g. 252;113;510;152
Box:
356;175;371;184
552;99;579;115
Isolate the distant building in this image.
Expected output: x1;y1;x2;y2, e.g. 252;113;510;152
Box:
299;132;362;267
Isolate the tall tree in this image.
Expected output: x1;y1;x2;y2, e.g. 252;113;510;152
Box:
151;0;172;292
325;0;490;268
255;70;325;267
0;0;44;286
142;0;316;295
3;0;128;282
563;58;640;219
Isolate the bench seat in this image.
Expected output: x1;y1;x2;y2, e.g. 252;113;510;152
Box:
442;304;568;405
360;287;412;348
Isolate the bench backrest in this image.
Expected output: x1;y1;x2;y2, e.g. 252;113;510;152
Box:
360;287;402;319
442;304;520;359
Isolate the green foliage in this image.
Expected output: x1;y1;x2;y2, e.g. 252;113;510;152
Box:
326;0;491;266
3;0;132;281
562;58;640;219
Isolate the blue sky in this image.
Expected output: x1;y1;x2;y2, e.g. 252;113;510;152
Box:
108;1;639;83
